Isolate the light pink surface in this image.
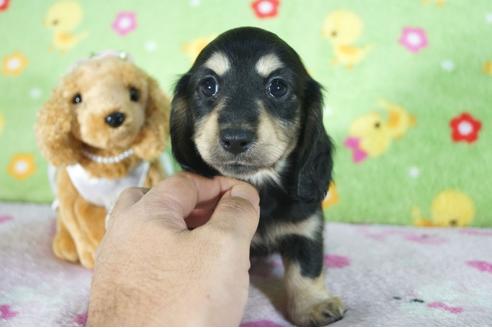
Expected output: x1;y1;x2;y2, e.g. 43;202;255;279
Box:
1;203;492;326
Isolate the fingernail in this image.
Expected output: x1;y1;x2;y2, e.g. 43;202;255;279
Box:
230;184;260;210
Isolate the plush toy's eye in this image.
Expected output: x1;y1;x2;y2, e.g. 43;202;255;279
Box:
198;76;219;98
267;78;288;98
129;86;140;102
72;93;82;104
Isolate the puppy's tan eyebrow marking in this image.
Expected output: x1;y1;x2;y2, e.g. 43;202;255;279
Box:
204;52;230;76
255;53;283;77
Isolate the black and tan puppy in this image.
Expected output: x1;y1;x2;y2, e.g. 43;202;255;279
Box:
170;27;345;326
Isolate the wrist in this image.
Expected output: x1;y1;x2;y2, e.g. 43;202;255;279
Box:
88;270;157;325
88;265;209;326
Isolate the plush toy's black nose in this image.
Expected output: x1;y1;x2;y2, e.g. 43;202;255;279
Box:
220;129;255;155
105;112;126;128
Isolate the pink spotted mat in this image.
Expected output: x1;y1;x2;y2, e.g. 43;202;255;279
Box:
1;203;492;326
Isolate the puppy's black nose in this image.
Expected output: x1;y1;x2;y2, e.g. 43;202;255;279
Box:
220;129;255;155
105;112;126;128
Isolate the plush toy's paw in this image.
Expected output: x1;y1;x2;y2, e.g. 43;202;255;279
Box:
290;296;346;326
79;248;96;269
52;232;78;262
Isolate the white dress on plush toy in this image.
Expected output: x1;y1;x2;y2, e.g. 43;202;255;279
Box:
50;161;150;211
66;161;150;210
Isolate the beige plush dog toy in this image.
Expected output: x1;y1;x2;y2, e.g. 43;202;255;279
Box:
36;51;170;268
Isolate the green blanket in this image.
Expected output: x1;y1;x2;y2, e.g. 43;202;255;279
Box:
1;0;491;226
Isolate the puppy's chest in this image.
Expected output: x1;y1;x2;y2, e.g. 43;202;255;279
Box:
251;190;323;253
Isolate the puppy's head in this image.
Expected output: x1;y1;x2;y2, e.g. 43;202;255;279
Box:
171;27;333;202
36;54;169;165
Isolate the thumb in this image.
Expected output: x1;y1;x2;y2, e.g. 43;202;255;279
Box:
205;182;260;242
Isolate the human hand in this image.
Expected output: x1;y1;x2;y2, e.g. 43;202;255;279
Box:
87;173;260;326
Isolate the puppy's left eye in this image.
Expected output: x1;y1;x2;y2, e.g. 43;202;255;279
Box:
129;86;140;102
267;78;288;98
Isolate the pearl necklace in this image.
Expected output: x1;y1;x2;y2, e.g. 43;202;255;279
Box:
82;149;134;164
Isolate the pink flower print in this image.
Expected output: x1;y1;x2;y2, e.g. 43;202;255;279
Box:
74;312;87;326
0;304;17;320
403;233;447;245
427;302;463;314
364;232;388;241
344;137;367;163
324;254;350;268
241;320;284;327
399;27;428;53
450;112;482;143
250;260;278;278
460;229;492;237
112;11;137;36
251;0;280;19
0;214;13;224
466;260;492;274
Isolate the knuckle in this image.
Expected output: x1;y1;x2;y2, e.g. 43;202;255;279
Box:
202;225;236;246
157;193;187;216
120;187;144;198
219;197;256;216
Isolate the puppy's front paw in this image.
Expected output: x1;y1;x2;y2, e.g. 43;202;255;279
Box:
311;296;345;326
290;296;345;326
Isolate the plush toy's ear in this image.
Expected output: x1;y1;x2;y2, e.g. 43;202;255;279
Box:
293;79;334;203
132;77;169;160
170;74;216;176
36;85;82;166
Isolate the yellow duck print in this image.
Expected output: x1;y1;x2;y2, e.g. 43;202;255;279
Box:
182;35;216;61
45;0;87;52
322;10;372;68
483;61;492;76
421;0;446;6
345;100;415;163
413;190;475;227
322;182;339;209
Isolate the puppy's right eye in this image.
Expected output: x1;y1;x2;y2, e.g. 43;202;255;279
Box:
198;76;219;97
72;93;82;104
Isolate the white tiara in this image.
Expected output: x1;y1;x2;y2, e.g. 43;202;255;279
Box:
66;50;134;74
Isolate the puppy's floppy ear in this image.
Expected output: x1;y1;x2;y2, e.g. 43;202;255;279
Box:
170;74;216;176
36;85;82;166
132;76;169;160
293;79;334;203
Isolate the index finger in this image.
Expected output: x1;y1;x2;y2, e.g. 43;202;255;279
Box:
141;172;255;219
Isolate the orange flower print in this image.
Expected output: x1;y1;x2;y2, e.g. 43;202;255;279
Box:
323;182;339;209
2;52;28;76
7;153;36;180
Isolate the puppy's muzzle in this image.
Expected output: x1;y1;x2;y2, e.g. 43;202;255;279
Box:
105;111;126;128
219;128;255;155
